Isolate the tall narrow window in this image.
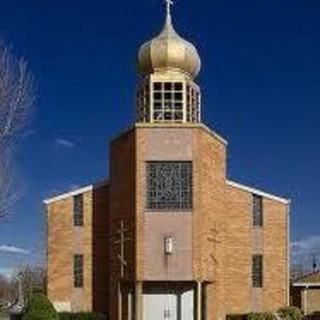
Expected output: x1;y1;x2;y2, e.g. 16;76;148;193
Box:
73;194;84;227
252;254;263;288
73;254;84;288
146;162;192;210
253;194;263;227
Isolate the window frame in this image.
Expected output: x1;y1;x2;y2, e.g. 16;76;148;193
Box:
152;81;184;123
73;254;84;288
136;80;201;124
252;194;263;227
73;194;84;227
252;254;263;288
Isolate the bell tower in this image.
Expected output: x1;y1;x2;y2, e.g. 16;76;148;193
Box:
136;0;202;124
109;2;228;320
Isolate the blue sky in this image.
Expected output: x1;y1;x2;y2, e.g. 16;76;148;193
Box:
0;0;320;275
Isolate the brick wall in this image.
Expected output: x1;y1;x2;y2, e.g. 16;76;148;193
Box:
301;288;320;314
47;190;94;312
225;185;252;315
109;129;136;319
135;125;228;320
92;183;110;314
47;197;73;309
263;199;288;311
225;184;289;316
136;127;193;281
47;183;109;314
47;123;289;320
193;127;227;320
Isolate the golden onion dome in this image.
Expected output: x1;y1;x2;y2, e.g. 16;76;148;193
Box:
138;10;201;79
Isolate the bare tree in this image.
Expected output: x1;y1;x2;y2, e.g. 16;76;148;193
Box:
11;265;46;306
0;275;16;310
0;42;35;218
0;149;16;219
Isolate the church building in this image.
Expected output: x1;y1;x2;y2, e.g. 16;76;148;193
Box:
44;3;290;320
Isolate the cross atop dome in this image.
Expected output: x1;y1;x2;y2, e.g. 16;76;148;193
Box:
138;1;201;80
165;0;174;18
136;1;202;124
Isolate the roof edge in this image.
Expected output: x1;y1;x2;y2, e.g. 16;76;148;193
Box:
293;282;320;287
227;180;290;205
134;123;228;146
43;180;109;205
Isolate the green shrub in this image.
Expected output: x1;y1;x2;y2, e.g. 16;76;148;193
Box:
22;293;59;320
277;307;303;320
59;313;106;320
247;312;276;320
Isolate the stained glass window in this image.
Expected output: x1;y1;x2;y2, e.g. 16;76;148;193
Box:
146;162;192;210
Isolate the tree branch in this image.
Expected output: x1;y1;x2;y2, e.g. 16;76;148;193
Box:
0;42;35;218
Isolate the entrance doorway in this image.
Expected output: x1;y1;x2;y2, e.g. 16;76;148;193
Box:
143;283;194;320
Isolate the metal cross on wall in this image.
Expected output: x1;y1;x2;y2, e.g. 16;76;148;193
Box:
208;223;221;267
113;220;131;277
113;220;131;320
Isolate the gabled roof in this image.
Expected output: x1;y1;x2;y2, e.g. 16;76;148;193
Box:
43;180;109;205
227;180;290;205
293;272;320;287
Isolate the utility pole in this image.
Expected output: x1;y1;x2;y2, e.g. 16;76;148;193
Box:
312;254;317;273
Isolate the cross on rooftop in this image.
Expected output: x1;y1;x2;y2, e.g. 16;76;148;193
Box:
165;0;174;17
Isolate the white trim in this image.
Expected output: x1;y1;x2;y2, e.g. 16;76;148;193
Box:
43;185;93;205
287;203;291;306
200;123;228;145
227;180;290;204
293;283;320;287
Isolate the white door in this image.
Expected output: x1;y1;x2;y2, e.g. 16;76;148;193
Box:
144;293;177;320
181;290;194;320
143;290;194;320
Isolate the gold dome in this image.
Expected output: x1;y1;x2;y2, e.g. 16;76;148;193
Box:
138;11;201;79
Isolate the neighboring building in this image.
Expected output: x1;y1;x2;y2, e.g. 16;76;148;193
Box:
292;272;320;315
44;3;290;320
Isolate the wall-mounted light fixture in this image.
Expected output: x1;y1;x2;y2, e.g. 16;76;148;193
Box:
164;236;174;255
